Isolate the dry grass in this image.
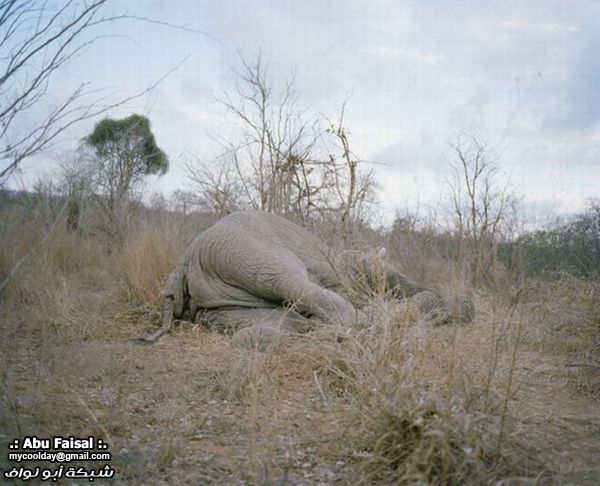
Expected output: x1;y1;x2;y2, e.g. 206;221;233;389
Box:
116;224;188;305
1;208;599;484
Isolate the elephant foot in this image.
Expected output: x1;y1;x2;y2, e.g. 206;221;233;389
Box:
411;291;475;326
230;325;289;351
445;294;475;323
410;291;447;326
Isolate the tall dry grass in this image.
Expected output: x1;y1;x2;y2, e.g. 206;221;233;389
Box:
0;203;206;342
204;292;547;483
1;200;598;483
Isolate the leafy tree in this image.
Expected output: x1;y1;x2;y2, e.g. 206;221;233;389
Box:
85;113;167;178
83;114;168;244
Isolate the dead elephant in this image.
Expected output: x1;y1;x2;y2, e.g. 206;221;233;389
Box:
139;210;474;348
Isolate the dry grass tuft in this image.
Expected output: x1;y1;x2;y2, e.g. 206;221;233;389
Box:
359;400;496;483
517;275;600;397
1;207;599;484
115;224;187;305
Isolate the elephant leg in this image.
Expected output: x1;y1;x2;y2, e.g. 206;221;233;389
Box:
410;291;475;325
198;307;315;333
198;307;318;351
381;261;430;298
273;277;363;327
444;294;475;322
231;326;286;351
216;240;363;327
410;290;449;325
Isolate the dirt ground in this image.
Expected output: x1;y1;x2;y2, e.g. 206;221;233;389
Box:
1;287;599;485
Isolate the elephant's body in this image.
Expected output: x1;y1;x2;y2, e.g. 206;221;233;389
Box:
141;210;474;346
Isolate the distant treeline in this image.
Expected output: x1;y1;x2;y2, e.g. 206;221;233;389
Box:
2;188;599;283
499;200;600;281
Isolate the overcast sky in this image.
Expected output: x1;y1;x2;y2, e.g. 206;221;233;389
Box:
9;0;600;224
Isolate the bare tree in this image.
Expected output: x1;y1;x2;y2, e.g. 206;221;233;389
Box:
0;0;187;186
30;177;64;232
184;156;241;218
205;53;376;231
216;54;321;219
170;189;201;217
0;0;199;289
58;156;94;233
325;103;377;237
446;135;518;284
1;0;112;184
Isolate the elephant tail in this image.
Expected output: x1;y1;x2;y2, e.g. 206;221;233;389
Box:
136;296;176;344
135;262;188;344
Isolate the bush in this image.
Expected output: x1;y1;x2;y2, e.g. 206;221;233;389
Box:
501;199;600;280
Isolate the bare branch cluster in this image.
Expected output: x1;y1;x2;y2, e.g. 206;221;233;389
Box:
188;54;376;233
0;0;182;186
184;156;241;218
1;0;108;183
446;135;518;283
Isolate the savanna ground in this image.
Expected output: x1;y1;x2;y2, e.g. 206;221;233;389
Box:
1;211;599;485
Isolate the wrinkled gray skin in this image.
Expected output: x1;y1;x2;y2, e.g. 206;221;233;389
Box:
139;210;474;346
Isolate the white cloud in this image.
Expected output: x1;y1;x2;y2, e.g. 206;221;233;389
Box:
5;0;599;221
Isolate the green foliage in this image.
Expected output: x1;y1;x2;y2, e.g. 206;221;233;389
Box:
500;199;600;280
81;114;169;247
84;114;168;176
